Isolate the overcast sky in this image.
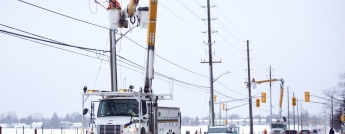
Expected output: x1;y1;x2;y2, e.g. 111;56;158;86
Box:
1;0;345;120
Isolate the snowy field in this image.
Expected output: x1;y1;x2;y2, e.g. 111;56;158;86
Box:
181;125;330;134
1;125;330;134
0;128;84;134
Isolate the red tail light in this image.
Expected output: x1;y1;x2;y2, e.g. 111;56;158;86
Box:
308;132;310;134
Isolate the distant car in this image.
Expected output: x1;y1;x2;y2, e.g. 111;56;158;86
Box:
312;129;318;134
300;130;311;134
284;130;298;134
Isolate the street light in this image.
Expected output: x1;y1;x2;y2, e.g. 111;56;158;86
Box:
213;71;230;82
210;71;230;126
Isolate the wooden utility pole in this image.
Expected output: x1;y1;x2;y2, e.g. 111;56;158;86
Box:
246;40;253;134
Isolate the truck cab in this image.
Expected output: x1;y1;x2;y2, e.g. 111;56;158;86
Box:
95;97;148;134
82;89;180;134
271;123;286;134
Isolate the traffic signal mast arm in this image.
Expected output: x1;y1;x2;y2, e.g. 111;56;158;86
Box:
254;78;284;84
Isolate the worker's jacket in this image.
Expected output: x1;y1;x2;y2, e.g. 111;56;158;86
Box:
107;1;121;10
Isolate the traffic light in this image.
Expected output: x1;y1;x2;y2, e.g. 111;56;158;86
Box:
222;103;225;111
305;92;310;102
261;92;266;103
341;115;345;122
292;97;296;106
256;98;260;107
213;95;217;102
224;119;228;125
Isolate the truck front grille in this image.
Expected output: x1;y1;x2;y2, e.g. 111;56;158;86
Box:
273;130;281;134
99;125;122;134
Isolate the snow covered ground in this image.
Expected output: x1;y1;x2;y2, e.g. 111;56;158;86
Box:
182;125;278;134
0;125;330;134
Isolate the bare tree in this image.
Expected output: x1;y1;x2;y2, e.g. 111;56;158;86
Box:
31;113;44;122
228;114;240;119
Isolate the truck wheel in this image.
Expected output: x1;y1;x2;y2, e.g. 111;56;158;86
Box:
141;128;145;134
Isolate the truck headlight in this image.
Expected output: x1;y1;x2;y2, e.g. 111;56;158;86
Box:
88;128;94;134
128;127;138;132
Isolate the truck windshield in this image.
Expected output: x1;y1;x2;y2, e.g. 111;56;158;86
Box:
271;124;284;128
97;99;147;117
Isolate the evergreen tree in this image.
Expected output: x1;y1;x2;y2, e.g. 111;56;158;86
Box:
49;112;60;128
64;114;71;122
70;112;82;122
194;116;199;126
26;115;33;124
181;116;190;126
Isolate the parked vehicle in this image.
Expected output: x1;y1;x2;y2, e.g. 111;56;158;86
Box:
300;130;311;134
284;130;298;134
312;129;318;134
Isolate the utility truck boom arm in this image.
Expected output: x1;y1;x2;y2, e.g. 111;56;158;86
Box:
251;78;285;122
144;0;158;93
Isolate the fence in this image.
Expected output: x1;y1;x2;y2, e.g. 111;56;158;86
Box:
0;126;87;134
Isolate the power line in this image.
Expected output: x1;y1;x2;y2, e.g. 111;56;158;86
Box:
121;34;210;79
216;32;245;55
93;34;109;89
1;30;106;60
252;41;270;66
142;0;205;49
216;81;247;97
0;28;210;90
208;1;270;68
2;22;209;80
157;36;201;60
158;1;201;32
211;1;248;40
0;29;109;53
16;1;218;87
18;0;109;30
193;0;202;7
175;0;203;20
157;13;204;49
214;41;244;59
213;18;245;46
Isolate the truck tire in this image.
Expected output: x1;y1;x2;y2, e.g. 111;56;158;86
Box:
141;128;145;134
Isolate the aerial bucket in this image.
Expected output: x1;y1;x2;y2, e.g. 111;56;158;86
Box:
138;7;149;29
252;82;257;89
108;9;120;29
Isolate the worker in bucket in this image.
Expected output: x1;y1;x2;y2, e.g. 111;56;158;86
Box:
107;0;121;10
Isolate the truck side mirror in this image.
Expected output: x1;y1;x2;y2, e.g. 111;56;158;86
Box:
83;108;89;115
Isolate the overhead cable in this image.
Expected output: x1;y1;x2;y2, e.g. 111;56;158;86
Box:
0;27;209;89
0;29;109;53
18;0;109;30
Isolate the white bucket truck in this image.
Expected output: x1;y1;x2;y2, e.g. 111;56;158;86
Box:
81;87;181;134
